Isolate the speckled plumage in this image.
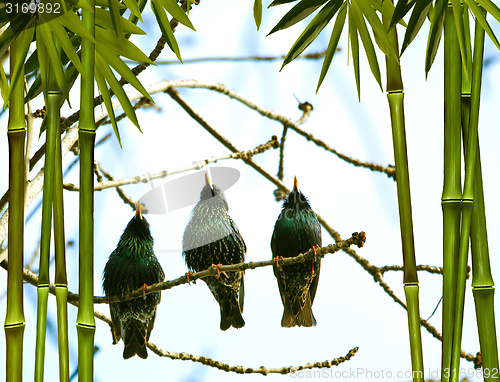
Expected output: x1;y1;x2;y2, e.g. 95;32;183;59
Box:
183;174;246;330
271;177;322;327
102;206;165;359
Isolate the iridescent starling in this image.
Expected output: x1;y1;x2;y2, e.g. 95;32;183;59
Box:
103;203;165;359
183;173;246;330
271;177;322;327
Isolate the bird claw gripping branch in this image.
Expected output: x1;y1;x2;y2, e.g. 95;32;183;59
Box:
212;263;229;279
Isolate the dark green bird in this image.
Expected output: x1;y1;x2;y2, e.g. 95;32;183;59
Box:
103;203;165;359
183;173;246;330
271;176;322;327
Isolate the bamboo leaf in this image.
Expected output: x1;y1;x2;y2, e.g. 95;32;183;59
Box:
94;66;121;146
268;0;329;35
0;7;9;28
464;0;500;51
0;25;17;59
98;48;152;101
95;27;154;63
476;0;500;24
281;0;343;68
348;6;361;99
317;1;347;92
49;19;85;75
26;50;78;103
96;54;141;129
36;27;49;104
108;0;124;46
121;0;143;21
351;0;382;90
59;9;97;44
450;0;468;75
151;0;182;62
254;0;263;30
66;0;93;12
425;0;447;75
355;0;397;61
157;0;196;30
25;50;40;75
269;0;299;7
5;27;34;103
37;23;69;102
389;0;415;29
0;63;7;105
372;0;407;28
401;0;432;54
95;8;146;34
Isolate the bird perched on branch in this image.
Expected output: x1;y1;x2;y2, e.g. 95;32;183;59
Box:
103;203;165;359
183;173;246;330
271;176;322;327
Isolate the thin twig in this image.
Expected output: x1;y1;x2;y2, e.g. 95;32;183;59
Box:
125;50;335;65
379;264;443;276
62;136;279;192
163;81;396;179
98;163;136;209
147;342;359;374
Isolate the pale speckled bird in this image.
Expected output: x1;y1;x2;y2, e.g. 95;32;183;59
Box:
182;173;246;330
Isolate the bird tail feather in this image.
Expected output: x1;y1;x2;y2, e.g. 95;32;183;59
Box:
123;320;148;359
282;293;316;328
220;293;245;330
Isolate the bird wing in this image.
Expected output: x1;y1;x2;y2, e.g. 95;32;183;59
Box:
308;263;321;304
109;303;122;344
272;264;290;310
238;274;245;311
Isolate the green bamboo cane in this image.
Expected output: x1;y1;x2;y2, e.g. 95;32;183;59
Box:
463;9;499;380
384;10;424;381
52;48;70;382
442;5;463;381
77;0;97;380
34;28;62;382
4;33;27;382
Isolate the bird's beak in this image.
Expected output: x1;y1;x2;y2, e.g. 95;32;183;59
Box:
204;172;216;196
136;201;143;218
293;176;298;191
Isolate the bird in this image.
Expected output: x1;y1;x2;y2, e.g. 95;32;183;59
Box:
183;172;246;330
102;202;165;359
271;176;322;327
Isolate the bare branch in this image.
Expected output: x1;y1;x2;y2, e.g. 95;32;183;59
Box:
379;264;443;276
126;49;337;65
163;81;396;179
62;136;279;192
146;342;359;375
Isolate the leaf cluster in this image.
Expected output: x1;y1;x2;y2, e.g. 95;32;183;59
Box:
263;0;500;95
0;0;196;145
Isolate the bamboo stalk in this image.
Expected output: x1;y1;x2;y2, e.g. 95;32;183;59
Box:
442;5;463;381
4;33;27;382
77;0;97;380
384;8;424;381
53;54;69;382
34;34;61;381
465;8;500;380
